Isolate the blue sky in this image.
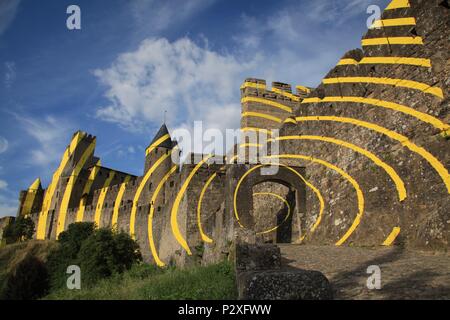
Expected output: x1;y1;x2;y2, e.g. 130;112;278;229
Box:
0;0;390;217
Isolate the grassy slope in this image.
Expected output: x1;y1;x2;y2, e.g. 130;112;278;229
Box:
0;240;57;294
45;261;237;300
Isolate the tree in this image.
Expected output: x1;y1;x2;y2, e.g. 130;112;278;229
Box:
2;216;35;244
78;228;142;285
46;222;95;289
46;223;141;289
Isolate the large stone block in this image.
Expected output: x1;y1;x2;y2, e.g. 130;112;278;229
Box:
237;269;333;300
235;243;282;271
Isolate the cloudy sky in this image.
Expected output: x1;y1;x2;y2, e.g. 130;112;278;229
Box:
0;0;390;217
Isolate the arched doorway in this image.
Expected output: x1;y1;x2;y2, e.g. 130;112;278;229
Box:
228;164;307;244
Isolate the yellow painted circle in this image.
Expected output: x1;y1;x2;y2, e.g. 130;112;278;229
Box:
233;164;325;240
252;192;291;235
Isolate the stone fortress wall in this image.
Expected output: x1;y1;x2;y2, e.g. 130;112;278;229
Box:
3;0;448;267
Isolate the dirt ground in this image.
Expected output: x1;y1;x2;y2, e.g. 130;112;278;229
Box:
279;244;450;300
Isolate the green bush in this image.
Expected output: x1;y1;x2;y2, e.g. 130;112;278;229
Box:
46;223;142;290
2;216;35;244
1;254;49;300
78;228;142;285
46;222;96;289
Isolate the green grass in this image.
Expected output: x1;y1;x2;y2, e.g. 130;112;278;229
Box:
44;261;237;300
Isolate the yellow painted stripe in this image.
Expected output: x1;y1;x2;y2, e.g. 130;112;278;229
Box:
233;164;325;238
274;136;407;201
145;133;171;156
197;173;217;243
382;227;401;245
371;17;416;28
240;143;263;148
323;77;444;99
57;140;96;237
240;81;266;90
362;37;423;46
130;152;172;237
361;57;431;67
271;87;300;102
296;85;311;94
21;178;41;216
254;192;291;235
149;165;178;267
241;127;273;136
111;175;131;228
29;178;41;190
284;118;298;124
338;58;358;65
171;155;213;255
265;155;365;246
241;97;293;113
337;57;431;67
37;132;84;239
76;164;101;223
301;96;449;133
228;155;239;163
294;116;450;194
94;170;116;228
385;0;410;10
241;112;283;123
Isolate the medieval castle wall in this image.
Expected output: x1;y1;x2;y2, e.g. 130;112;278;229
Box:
2;0;448;267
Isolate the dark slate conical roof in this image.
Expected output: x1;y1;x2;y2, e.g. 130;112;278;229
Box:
148;124;173;149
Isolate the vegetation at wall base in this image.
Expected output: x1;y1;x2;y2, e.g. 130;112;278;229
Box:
47;222;142;290
44;260;237;300
2;216;35;245
0;222;236;300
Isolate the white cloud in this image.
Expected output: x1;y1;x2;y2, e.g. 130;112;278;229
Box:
94;37;259;136
232;0;389;88
4;61;16;88
0;180;7;190
130;0;217;33
0;0;20;36
13;114;74;168
0;136;8;153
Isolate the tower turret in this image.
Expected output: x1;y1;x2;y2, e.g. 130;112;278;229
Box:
17;178;43;217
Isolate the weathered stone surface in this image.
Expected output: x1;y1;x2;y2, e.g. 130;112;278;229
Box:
237;269;333;300
235;243;282;271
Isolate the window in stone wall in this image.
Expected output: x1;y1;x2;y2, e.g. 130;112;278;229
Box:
104;203;108;208
170;181;174;188
157;206;161;212
149;183;152;190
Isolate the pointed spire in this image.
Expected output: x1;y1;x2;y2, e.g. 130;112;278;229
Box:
149;124;172;148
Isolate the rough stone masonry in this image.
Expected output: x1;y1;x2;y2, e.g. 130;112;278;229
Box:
1;0;448;267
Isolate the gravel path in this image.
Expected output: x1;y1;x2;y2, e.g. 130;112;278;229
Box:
278;244;450;300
